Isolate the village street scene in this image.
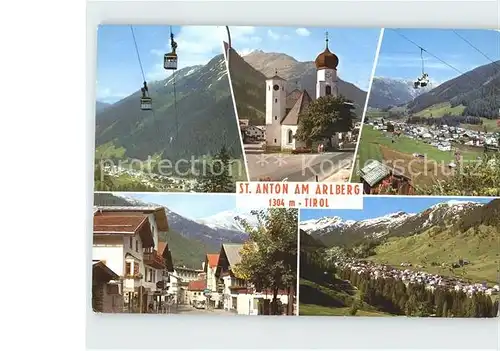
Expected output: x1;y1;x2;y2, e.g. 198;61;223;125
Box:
227;27;380;181
92;192;297;315
298;196;499;317
355;29;500;196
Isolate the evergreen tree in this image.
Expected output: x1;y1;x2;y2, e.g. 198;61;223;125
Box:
196;145;235;193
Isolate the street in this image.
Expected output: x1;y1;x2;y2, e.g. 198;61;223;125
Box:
171;304;236;315
246;152;354;181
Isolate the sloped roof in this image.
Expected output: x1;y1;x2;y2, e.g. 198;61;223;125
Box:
222;243;244;267
95;206;169;232
206;254;220;268
281;90;312;126
92;261;119;282
93;214;148;234
358;160;391;187
188;280;207;291
286;89;303;110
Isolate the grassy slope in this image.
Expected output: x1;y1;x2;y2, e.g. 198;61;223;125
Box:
354;125;482;183
159;229;213;269
299;279;393;317
369;225;499;284
414;102;466;117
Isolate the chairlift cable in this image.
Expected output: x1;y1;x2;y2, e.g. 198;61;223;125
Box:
420;48;425;75
452;30;500;70
390;29;500;94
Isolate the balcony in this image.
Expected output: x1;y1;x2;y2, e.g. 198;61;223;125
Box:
143;249;165;269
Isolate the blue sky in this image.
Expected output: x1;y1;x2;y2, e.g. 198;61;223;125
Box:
231;27;381;91
300;197;494;222
375;29;500;85
119;193;239;220
96;25;228;103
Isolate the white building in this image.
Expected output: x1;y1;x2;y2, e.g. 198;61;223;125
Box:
265;33;341;150
215;243;291;315
92;206;170;313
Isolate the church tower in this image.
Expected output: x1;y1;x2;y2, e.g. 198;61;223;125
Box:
315;32;339;99
265;70;286;147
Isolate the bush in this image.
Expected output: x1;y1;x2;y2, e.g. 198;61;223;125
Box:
292;147;312;154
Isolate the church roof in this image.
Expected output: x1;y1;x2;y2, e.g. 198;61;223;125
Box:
281;90;312;126
266;74;286;81
315;33;339;70
286;89;303;110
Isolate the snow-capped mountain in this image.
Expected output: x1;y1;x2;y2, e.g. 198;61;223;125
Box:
301;200;482;247
198;209;262;232
368;77;435;109
93;193;248;249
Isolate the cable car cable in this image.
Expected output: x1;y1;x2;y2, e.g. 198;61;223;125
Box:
130;26;147;83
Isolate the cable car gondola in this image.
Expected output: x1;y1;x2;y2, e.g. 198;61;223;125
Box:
164;30;178;70
140;82;152;111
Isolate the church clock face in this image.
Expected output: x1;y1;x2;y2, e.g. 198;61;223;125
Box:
325;69;333;81
273;84;280;91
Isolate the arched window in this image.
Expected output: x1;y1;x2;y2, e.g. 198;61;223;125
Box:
325;85;332;95
288;130;293;144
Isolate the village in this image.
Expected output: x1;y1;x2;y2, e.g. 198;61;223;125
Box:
92;204;295;315
100;164;197;192
367;118;500;154
334;256;500;297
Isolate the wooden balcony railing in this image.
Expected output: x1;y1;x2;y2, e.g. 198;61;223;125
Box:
143;249;165;269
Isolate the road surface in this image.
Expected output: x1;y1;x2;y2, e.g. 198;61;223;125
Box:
246;152;354;181
171;304;235;315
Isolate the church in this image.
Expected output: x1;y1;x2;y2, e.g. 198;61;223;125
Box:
265;34;351;151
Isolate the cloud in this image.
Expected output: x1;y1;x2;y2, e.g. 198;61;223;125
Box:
296;28;311;37
267;29;280;40
96;86;128;103
147;26;261;79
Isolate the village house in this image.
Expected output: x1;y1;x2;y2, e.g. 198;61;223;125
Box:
92;260;122;313
358;160;415;195
92;206;170;313
187;279;207;306
215;243;290;315
173;266;204;304
204;253;221;308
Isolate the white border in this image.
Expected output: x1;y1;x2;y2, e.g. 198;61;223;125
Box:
221;29;251;182
349;28;385;182
85;1;500;350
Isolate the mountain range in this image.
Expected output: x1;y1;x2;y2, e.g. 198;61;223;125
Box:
368;77;433;109
369;61;500;118
94;55;243;163
93;193;254;268
228;47;368;125
300;200;488;247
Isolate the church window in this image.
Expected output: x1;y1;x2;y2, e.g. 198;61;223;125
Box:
274;98;277;103
325;85;332;95
288;130;293;144
274;139;277;143
275;116;277;120
268;86;270;91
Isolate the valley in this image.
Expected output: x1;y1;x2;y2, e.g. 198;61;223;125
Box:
94;53;245;192
299;198;500;317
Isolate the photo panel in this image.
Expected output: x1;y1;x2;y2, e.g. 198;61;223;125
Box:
225;27;382;182
94;25;246;194
299;196;500;317
92;192;298;315
355;29;500;196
